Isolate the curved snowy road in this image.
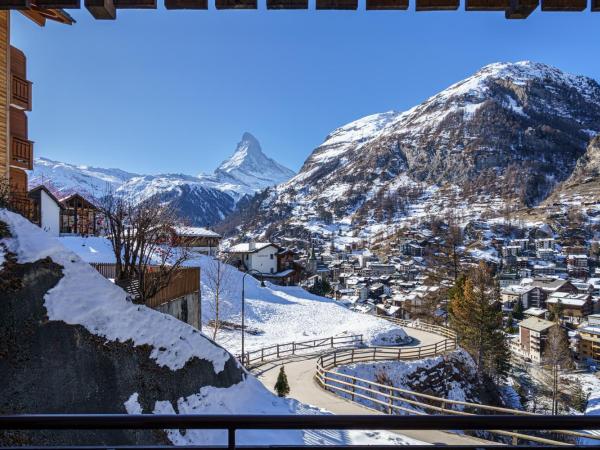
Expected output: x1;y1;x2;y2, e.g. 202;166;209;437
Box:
253;328;494;446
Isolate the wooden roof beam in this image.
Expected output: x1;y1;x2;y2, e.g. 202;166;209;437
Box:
466;0;508;9
85;0;115;18
316;0;357;9
505;0;538;18
541;0;585;10
215;0;256;8
33;0;79;7
0;0;31;9
114;0;156;7
366;0;408;10
416;0;458;10
164;0;207;8
267;0;307;9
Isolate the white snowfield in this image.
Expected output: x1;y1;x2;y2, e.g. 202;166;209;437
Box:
55;235;409;356
1;209;422;447
189;253;408;355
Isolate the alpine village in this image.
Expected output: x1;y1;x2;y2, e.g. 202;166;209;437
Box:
1;1;600;448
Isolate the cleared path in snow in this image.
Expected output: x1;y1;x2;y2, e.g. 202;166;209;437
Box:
253;327;494;446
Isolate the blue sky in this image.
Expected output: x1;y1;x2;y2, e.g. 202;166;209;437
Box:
11;8;600;175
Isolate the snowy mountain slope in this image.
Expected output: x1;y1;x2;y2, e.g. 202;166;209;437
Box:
0;209;419;447
30;157;138;198
29;133;294;226
230;61;600;240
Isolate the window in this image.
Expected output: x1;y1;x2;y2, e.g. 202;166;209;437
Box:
270;254;274;260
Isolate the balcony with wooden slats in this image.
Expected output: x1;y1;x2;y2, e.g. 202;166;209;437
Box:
11;135;33;170
11;74;32;111
10;46;32;111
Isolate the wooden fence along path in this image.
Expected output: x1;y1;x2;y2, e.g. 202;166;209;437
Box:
314;325;596;446
91;262;199;308
242;335;364;368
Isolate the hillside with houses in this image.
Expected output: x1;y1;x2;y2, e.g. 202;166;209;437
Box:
5;59;600;447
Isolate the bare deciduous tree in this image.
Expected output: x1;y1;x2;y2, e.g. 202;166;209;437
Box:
98;191;190;304
204;255;235;340
542;325;573;415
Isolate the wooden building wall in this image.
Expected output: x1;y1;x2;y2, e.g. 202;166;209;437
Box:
0;12;9;184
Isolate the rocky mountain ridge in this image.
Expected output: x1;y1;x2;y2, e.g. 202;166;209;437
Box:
228;61;600;240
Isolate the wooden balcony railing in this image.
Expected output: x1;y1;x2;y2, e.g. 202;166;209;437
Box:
11;74;32;111
90;263;200;308
10;136;33;170
8;192;34;221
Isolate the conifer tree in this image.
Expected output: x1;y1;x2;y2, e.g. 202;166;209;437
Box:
274;366;290;397
449;263;510;381
513;299;524;320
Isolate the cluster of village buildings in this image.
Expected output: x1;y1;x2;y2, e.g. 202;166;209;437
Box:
21;187;600;369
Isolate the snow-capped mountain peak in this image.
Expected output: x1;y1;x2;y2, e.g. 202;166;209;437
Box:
30;133;294;226
214;132;295;192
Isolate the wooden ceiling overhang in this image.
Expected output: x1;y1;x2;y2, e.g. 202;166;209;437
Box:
1;0;597;21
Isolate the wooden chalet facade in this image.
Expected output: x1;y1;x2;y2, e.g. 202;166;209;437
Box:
0;8;72;220
59;193;100;235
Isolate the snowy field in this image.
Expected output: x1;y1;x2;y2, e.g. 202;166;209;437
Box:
55;235;409;355
191;253;408;354
0;209;422;447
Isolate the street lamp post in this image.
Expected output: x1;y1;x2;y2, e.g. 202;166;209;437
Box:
241;269;266;366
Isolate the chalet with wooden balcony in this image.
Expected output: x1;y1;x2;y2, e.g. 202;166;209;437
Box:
0;10;72;220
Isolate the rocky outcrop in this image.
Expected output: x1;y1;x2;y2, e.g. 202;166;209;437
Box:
544;135;600;204
0;253;245;447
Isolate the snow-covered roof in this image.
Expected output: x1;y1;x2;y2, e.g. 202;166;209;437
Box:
227;242;278;253
519;317;555;332
175;226;221;238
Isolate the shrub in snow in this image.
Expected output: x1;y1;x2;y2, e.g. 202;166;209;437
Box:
274;366;290;397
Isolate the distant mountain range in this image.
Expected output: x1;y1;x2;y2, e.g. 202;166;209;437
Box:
225;61;600;239
29;133;295;226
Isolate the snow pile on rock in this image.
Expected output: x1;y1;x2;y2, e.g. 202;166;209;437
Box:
0;210;230;372
331;349;480;413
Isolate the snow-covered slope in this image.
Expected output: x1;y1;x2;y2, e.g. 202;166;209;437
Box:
30;157;138;198
29;133;294;226
0;209;418;447
56;235;408;354
230;61;600;241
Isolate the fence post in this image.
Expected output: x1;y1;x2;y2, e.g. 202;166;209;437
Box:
331;336;334;348
418;346;421;359
261;348;264;362
334;352;337;367
373;347;377;360
277;344;280;358
351;378;356;401
228;428;235;450
292;342;295;355
397;348;402;360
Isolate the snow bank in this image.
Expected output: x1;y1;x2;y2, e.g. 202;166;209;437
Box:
128;376;423;447
331;350;479;414
191;253;408;354
0;210;230;373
